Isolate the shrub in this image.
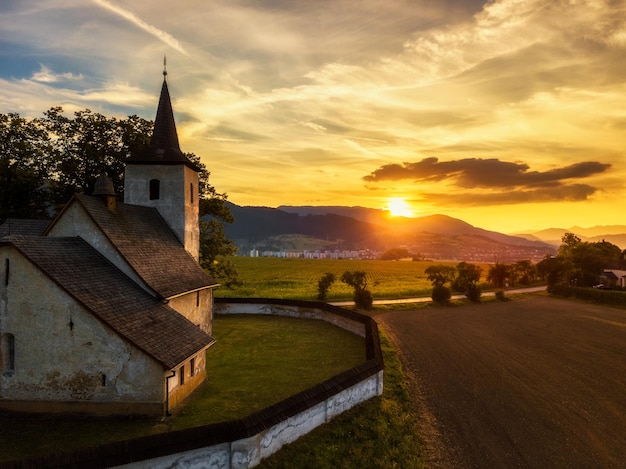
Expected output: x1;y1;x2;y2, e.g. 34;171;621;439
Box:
353;289;373;310
465;284;482;303
550;284;626;306
341;271;373;310
316;272;336;301
431;285;451;305
495;290;506;301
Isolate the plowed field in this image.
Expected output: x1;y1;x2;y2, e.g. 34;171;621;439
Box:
377;296;626;468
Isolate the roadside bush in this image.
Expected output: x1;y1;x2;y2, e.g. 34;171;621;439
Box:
550;284;626;306
341;271;373;310
316;273;336;301
354;289;373;310
431;285;451;305
495;290;506;301
465;284;482;303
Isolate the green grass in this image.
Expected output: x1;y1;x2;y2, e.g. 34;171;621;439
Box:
216;257;489;301
257;332;426;469
171;314;365;428
0;315;365;462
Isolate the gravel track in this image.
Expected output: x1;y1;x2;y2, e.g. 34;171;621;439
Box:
377;295;626;468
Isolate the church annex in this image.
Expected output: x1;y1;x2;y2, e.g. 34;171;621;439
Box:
0;70;218;416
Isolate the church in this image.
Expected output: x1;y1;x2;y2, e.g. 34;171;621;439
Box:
0;70;219;416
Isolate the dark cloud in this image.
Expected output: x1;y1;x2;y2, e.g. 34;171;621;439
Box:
363;157;611;189
422;184;598;207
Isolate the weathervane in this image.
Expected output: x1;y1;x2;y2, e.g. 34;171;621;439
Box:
163;55;167;78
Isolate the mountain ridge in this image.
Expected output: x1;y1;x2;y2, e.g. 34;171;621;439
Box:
219;203;562;262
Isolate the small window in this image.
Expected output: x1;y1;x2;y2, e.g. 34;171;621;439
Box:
4;259;8;286
1;333;15;372
179;365;185;386
101;373;107;387
196;291;200;307
190;183;194;204
190;358;196;377
149;179;160;200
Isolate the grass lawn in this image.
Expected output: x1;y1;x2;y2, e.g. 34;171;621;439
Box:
257;330;425;469
0;315;367;463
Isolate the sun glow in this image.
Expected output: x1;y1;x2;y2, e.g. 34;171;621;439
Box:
386;197;415;217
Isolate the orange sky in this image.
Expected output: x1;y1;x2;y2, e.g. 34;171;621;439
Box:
1;0;625;233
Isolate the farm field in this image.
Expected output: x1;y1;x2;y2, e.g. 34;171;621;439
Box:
215;256;492;301
377;295;626;468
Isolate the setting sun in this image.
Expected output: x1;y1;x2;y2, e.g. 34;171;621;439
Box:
386;198;415;218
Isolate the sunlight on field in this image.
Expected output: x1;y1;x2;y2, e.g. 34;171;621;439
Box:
215;257;491;301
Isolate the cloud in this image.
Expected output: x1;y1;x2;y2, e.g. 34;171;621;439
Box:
363;157;612;189
92;0;188;56
31;64;83;83
423;184;599;207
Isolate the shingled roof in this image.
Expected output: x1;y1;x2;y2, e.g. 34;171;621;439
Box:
51;194;218;299
5;235;215;369
0;218;50;238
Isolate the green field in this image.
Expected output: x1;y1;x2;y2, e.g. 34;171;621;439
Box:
216;256;490;301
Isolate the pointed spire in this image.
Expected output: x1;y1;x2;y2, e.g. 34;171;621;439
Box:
126;61;199;171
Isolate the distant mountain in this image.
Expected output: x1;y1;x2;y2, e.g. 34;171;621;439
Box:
518;226;626;249
220;203;556;262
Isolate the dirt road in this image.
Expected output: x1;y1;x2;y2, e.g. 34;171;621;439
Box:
376;295;626;468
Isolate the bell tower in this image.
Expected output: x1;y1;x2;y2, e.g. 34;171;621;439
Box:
124;61;200;260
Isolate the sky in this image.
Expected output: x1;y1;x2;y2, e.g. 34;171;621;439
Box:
1;0;625;233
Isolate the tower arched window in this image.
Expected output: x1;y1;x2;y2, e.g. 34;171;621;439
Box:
149;179;160;200
1;333;15;372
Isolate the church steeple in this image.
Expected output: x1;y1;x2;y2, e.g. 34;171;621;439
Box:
126;59;199;170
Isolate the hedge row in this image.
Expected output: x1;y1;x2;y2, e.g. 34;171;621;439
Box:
550;284;626;306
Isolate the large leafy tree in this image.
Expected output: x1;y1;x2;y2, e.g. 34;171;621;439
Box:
40;107;153;209
0;113;54;220
556;233;622;286
487;263;510;289
452;261;482;302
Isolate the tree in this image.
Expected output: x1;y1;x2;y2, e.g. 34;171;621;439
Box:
425;264;456;305
317;273;336;301
555;233;622;287
536;255;565;291
453;262;482;303
341;271;373;310
0;113;53;220
452;262;482;292
379;248;411;260
425;265;456;287
512;260;536;285
487;263;509;289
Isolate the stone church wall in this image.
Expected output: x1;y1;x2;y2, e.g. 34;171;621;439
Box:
0;247;164;414
167;288;213;335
